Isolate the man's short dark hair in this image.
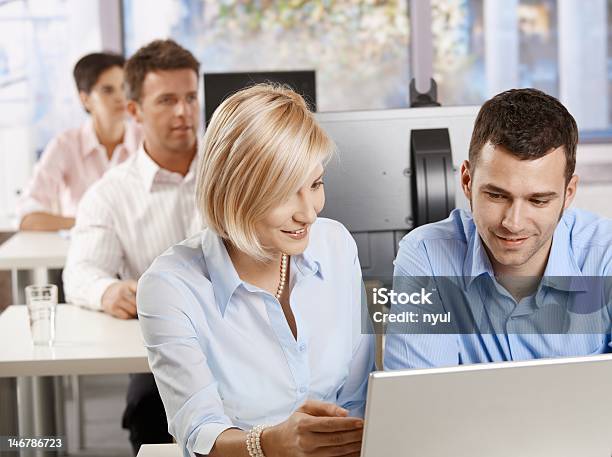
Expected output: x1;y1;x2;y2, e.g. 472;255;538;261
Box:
124;39;200;102
73;52;125;94
469;88;578;183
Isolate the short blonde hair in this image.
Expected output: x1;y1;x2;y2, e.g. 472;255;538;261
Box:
196;84;335;261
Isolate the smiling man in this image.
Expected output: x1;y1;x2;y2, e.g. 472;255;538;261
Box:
63;40;201;454
385;88;612;370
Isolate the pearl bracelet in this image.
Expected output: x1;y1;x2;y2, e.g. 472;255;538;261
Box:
246;424;267;457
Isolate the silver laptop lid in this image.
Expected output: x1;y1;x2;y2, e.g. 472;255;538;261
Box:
363;354;612;457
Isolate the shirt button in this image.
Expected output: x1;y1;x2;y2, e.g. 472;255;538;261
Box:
299;343;307;352
299;386;307;394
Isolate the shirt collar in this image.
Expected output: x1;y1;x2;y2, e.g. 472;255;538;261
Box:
463;221;495;288
136;145;162;192
293;238;324;280
462;211;587;293
81;119;142;159
201;229;243;317
136;143;199;193
540;215;587;292
81;119;102;157
201;227;324;317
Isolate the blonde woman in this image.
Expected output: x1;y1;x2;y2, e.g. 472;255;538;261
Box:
137;85;375;457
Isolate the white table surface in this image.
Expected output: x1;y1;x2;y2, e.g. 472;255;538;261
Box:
0;304;149;377
137;444;181;457
0;231;70;270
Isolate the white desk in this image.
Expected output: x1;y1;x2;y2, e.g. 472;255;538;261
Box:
0;304;149;376
0;233;70;456
137;444;181;457
0;304;149;456
0;231;70;305
0;231;69;270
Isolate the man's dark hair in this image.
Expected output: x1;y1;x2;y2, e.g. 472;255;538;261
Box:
73;52;125;94
469;88;578;183
124;39;200;102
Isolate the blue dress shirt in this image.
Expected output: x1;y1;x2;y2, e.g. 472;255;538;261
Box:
137;217;375;456
385;208;612;371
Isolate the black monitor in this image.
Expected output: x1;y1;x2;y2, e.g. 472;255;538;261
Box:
203;70;316;124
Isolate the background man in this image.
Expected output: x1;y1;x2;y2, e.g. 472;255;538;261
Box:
63;39;201;454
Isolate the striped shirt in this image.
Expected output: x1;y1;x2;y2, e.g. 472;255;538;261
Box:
17;119;141;220
63;145;200;310
384;208;612;370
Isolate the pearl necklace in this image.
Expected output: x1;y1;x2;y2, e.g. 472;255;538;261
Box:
275;253;288;299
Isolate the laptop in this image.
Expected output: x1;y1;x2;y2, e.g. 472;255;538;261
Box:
362;354;612;457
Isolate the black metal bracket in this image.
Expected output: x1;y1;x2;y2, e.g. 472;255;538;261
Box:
410;128;455;227
409;78;440;107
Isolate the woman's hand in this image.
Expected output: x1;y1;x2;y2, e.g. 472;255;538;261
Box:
261;400;364;457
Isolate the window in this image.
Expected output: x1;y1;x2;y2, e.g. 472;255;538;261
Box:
123;0;612;139
123;0;410;111
0;0;102;225
430;0;611;140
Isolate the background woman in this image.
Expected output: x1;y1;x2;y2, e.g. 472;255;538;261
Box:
17;52;141;231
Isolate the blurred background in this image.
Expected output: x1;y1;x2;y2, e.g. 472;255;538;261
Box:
1;0;611;228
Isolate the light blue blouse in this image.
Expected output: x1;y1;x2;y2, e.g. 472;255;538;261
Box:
137;217;375;456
